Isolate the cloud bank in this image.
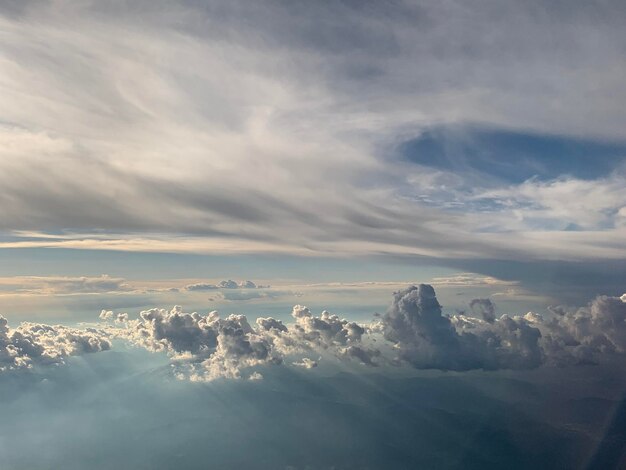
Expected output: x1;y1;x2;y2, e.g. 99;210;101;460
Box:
91;285;626;381
3;283;626;379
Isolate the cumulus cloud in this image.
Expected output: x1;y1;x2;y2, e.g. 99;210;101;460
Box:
383;285;626;371
292;357;318;369
108;306;282;380
185;280;260;291
382;285;546;370
105;302;380;380
539;294;626;365
287;306;380;366
95;284;626;380
0;315;111;372
1;281;621;379
185;283;219;291
469;298;496;323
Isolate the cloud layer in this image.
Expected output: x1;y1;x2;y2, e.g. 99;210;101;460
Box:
91;284;626;380
0;0;625;265
3;283;626;379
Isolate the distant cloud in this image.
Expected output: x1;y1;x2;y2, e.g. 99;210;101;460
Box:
430;274;518;288
184;283;219;291
99;310;128;324
185;280;260;291
0;275;133;295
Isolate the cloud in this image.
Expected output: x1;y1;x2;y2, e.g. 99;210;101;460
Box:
469;298;496;323
292;357;318;369
383;284;626;371
0;275;133;295
100;310;128;324
383;285;537;371
290;306;365;348
184;283;218;291
185;280;259;291
14;282;619;380
0;315;111;372
430;274;518;288
106;301;380;380
539;294;626;365
0;1;624;267
109;306;282;380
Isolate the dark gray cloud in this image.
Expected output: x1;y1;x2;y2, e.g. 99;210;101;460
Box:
383;284;626;372
540;294;626;365
380;284;537;370
469;298;496;323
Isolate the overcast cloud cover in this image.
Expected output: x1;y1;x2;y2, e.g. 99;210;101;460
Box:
2;1;626;469
1;0;626;268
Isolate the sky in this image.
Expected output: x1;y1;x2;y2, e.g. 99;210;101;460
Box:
1;1;626;469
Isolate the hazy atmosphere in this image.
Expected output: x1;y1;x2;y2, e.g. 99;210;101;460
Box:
1;1;626;469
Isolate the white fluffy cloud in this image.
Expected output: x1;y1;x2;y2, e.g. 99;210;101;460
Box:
106;302;380;381
0;315;111;372
109;306;282;380
7;283;625;379
101;284;626;380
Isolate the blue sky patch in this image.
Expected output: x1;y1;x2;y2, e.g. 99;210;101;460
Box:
400;126;626;183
